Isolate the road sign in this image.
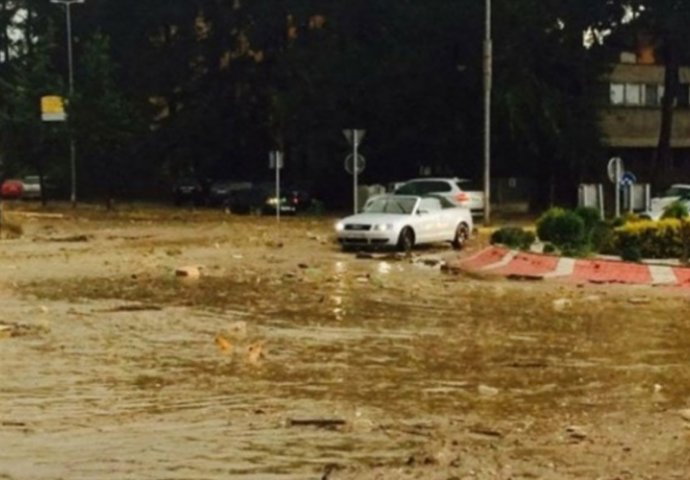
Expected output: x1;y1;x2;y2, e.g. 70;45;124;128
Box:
343;129;366;146
41;95;66;122
607;157;624;184
269;151;283;170
620;171;637;186
345;153;366;175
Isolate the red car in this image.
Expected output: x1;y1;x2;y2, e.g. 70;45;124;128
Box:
1;179;23;199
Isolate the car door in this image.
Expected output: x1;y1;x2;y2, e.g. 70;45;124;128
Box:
415;197;444;242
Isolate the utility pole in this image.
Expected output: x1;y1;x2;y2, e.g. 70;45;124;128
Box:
483;0;492;225
51;0;84;208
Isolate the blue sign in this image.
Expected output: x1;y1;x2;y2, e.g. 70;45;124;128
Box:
620;171;637;186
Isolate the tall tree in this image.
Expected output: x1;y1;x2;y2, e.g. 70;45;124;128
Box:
70;31;143;207
0;30;64;202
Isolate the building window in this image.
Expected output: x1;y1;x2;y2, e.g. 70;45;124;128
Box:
625;83;641;105
678;83;690;107
610;83;624;105
644;84;659;106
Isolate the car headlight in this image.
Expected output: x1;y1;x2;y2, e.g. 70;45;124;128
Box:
335;222;345;232
373;224;393;231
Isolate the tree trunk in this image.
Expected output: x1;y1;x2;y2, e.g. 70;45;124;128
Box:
656;38;679;183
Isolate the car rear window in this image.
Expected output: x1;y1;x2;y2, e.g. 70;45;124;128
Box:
457;180;481;191
396;181;452;195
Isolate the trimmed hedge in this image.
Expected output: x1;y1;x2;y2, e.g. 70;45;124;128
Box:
662;201;689;220
613;219;690;260
536;208;586;250
490;227;536;250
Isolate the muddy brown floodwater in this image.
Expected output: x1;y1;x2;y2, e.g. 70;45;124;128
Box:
1;205;690;479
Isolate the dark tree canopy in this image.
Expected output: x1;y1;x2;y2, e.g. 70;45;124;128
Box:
0;0;660;207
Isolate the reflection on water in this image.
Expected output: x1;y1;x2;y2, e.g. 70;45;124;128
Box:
4;262;690;479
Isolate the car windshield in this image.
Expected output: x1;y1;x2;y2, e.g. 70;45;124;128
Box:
396;181;452;195
665;186;690;198
364;197;417;214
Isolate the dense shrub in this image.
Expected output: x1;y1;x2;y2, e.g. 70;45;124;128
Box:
661;201;689;220
613;219;684;259
590;222;615;253
573;206;601;232
536;208;585;250
536;208;565;243
490;227;536;250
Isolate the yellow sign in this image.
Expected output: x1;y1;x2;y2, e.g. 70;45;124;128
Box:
41;95;66;122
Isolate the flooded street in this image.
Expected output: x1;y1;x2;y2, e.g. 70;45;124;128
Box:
1;207;690;479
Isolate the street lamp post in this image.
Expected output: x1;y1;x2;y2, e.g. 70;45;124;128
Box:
51;0;84;208
483;0;492;225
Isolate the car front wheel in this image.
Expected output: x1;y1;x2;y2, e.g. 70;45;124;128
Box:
397;227;415;253
451;222;470;250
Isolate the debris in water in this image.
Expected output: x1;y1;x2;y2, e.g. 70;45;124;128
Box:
288;418;346;429
247;342;265;364
175;265;201;279
215;334;233;354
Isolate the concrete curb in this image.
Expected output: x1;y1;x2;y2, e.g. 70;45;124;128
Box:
453;246;690;288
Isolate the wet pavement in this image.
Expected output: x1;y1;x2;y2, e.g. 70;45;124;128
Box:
1;208;690;479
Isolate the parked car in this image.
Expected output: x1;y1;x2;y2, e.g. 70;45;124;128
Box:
228;183;313;215
1;179;23;199
21;175;42;200
335;194;473;251
264;187;312;214
173;177;209;205
207;180;253;207
394;177;484;214
643;184;690;220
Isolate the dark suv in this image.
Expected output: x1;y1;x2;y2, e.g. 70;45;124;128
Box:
173;177;209;206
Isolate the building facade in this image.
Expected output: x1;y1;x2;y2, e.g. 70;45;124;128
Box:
600;52;690;187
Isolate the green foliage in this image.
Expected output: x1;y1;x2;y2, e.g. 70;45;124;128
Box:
536;208;565;243
613;219;685;259
490;227;536;250
70;31;145;204
574;206;601;232
620;245;643;262
537;207;587;253
661;201;689;220
590;222;616;253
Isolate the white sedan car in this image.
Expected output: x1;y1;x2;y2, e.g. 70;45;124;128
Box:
336;195;473;251
643;184;690;220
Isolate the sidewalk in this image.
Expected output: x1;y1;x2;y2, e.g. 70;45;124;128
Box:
452;246;690;288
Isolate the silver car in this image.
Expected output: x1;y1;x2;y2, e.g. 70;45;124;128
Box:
336;194;473;252
394;177;484;213
643;184;690;220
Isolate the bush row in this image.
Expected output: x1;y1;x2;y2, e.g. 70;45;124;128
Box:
612;219;690;261
490;202;690;261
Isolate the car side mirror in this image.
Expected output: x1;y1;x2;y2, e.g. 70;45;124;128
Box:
417;209;428;215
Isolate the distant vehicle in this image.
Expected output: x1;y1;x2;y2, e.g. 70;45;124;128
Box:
228;183;313;215
173;177;209;206
21;175;42;200
264;187;312;214
335;194;473;252
643;184;690;220
394;177;484;214
208;180;253;207
1;179;23;199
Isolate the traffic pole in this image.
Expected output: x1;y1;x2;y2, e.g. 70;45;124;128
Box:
276;151;281;223
353;130;359;214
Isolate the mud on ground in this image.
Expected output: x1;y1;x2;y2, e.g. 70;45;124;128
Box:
1;204;690;479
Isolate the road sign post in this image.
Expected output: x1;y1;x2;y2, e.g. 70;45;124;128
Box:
344;129;366;213
607;157;624;218
620;171;637;213
269;151;284;222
